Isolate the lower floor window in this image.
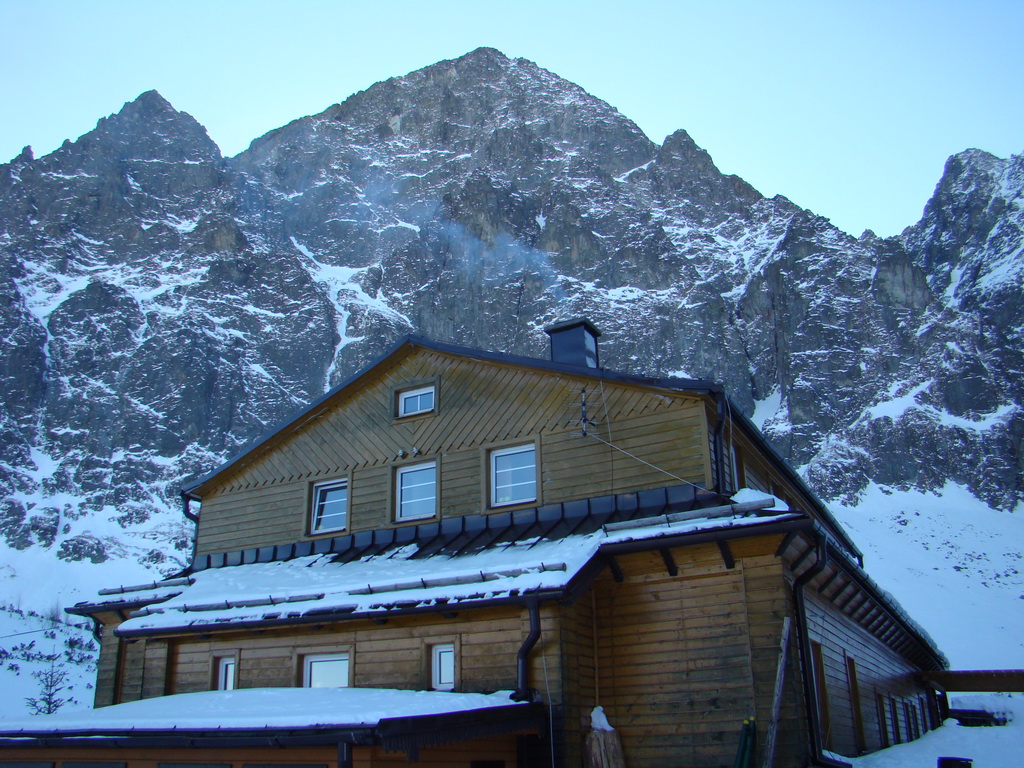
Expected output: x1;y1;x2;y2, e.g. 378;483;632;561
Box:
216;656;236;690
303;652;350;688
431;642;455;691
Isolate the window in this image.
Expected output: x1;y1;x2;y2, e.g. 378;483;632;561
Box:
490;444;536;507
810;641;833;750
396;461;436;521
310;479;348;533
845;654;866;753
215;656;236;690
303;653;350;688
876;694;890;748
431;642;455;691
398;385;435;417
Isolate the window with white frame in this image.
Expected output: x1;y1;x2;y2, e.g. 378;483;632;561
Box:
398;385;435;417
431;643;455;691
396;461;436;521
310;479;348;533
490;444;536;507
215;656;236;690
303;652;350;688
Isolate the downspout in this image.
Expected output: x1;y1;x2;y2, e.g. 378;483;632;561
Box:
181;491;199;524
512;598;541;702
792;533;850;768
181;491;201;573
712;390;728;494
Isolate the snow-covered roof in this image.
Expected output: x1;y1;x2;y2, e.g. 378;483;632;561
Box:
65;576;193;615
0;686;521;735
111;497;799;636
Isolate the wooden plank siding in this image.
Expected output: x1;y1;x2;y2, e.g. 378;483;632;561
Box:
195;350;711;556
571;537;803;768
93;618;123;707
160;604;559;702
0;734;521;767
803;591;932;757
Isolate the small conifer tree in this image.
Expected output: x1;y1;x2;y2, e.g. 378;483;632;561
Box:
25;655;71;715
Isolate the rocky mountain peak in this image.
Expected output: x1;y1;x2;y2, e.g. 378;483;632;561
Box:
903;148;1024;305
0;50;1022;692
47;90;221;168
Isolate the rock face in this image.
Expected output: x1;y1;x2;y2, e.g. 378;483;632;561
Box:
0;48;1020;590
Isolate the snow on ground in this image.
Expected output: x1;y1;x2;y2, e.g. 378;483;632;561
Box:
847;694;1023;768
831;482;1024;669
0;607;96;719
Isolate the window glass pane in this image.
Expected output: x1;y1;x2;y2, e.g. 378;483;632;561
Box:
312;482;347;532
492;446;536;505
398;463;436;520
304;654;349;688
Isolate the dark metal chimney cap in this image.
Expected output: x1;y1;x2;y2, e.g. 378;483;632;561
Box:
544;318;601;368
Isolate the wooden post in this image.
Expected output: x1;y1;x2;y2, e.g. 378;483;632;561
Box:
761;616;792;768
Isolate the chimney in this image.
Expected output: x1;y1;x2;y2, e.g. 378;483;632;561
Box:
545;318;601;368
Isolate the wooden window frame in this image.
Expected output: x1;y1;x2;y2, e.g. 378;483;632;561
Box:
876;693;890;748
214;655;236;691
395;460;438;522
309;477;349;534
489;443;538;508
302;651;352;688
889;695;902;744
810;641;833;750
845;653;866;753
397;384;436;418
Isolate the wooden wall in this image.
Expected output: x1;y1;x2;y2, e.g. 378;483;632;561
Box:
136;604;564;706
803;592;934;757
0;734;520;767
195;349;710;556
93;617;122;707
558;535;806;768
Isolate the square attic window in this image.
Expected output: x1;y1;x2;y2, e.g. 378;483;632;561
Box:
398;385;435;417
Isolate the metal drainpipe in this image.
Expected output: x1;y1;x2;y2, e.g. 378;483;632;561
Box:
793;534;851;768
181;492;199;524
180;491;201;573
512;598;541;702
713;390;728;494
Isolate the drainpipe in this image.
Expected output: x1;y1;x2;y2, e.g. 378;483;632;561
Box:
181;492;199;524
792;533;850;768
713;390;728;494
512;598;541;702
180;491;201;573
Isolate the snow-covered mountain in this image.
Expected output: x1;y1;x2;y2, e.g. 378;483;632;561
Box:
0;48;1021;714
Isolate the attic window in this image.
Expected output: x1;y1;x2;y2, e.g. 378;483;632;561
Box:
310;479;348;533
398;385;435;417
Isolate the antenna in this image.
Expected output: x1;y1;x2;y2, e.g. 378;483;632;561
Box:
571;386;601;438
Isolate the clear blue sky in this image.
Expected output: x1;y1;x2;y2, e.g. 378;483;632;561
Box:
1;0;1020;237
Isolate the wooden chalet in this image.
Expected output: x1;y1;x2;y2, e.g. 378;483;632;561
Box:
0;319;947;768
